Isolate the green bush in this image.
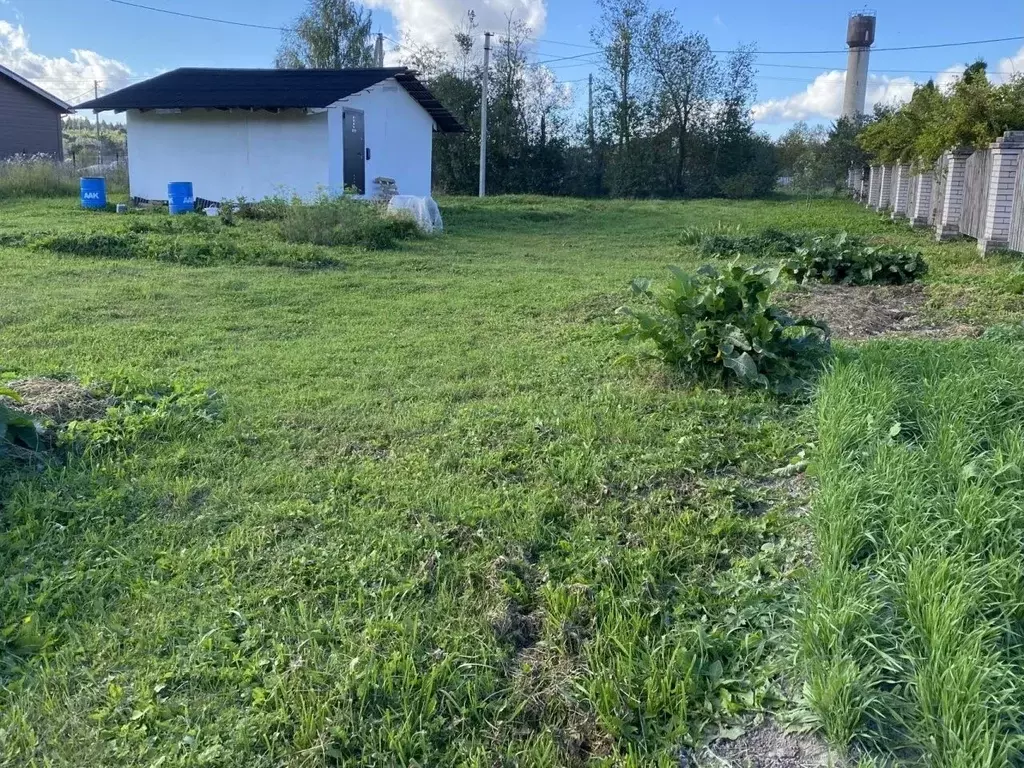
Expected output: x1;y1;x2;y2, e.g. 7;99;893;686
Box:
279;197;420;250
784;232;928;286
618;262;831;393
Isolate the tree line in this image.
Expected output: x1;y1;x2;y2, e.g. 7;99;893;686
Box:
275;0;779;198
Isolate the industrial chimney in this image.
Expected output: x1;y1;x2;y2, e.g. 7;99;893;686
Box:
842;10;876;118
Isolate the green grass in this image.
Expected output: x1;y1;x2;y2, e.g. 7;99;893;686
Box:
801;341;1024;766
1;194;1023;766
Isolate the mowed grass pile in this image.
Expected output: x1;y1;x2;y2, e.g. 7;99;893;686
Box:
802;341;1024;765
3;193;1024;765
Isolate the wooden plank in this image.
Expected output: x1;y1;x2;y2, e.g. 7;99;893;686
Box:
1010;160;1024;254
960;149;991;240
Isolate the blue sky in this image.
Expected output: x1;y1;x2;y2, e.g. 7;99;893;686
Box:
2;0;1022;136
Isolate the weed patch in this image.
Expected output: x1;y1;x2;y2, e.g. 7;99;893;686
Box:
698;228;928;286
279;196;420;250
28;230;343;269
618;262;831;393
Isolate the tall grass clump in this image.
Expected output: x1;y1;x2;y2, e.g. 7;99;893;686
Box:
0;155;128;200
279;196;420;250
0;155;78;199
799;340;1024;766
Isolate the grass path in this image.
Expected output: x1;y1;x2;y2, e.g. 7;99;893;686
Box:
1;195;1022;765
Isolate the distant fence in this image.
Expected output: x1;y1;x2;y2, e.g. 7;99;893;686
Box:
853;131;1024;254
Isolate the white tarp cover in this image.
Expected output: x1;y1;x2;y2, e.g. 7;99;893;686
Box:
388;195;443;234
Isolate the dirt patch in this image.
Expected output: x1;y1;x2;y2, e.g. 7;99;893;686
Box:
2;378;112;425
509;644;613;764
780;283;980;341
697;720;838;767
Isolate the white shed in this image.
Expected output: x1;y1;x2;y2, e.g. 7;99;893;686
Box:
76;67;464;203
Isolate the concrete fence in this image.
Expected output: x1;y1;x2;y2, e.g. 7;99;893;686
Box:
852;131;1024;254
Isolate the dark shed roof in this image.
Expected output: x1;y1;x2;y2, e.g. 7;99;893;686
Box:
75;67;464;133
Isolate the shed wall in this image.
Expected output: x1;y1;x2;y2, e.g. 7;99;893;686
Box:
126;109;329;202
329;79;435;197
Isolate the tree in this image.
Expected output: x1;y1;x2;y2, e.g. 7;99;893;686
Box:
818;116;869;187
593;0;650;148
276;0;374;70
641;13;720;195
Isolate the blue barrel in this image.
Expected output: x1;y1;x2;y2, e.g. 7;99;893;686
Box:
167;181;194;215
80;177;106;209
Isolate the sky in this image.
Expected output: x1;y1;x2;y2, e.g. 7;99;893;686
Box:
1;0;1022;137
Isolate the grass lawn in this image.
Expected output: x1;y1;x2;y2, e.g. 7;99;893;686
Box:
1;194;1023;766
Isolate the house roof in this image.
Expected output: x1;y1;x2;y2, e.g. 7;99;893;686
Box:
74;67;465;133
0;64;72;112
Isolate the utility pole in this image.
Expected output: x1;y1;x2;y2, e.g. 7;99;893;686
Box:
587;73;594;150
478;31;492;198
374;32;385;67
94;80;102;164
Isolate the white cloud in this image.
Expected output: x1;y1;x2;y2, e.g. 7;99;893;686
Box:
365;0;546;52
995;45;1024;83
753;44;1024;126
935;63;967;90
0;20;133;105
752;70;914;124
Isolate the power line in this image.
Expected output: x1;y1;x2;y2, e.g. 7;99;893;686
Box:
98;1;1024;62
106;0;287;31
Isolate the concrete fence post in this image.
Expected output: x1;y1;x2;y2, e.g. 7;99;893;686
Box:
851;166;864;200
859;169;869;201
936;149;972;241
909;171;934;228
977;131;1024;254
867;166;882;208
891;164;911;219
876;165;893;211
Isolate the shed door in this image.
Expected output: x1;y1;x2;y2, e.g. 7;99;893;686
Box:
342;109;365;194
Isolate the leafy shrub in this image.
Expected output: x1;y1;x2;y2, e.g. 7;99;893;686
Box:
783;232;928;286
699;228;928;286
618;262;831;393
279;197;420;250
